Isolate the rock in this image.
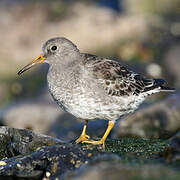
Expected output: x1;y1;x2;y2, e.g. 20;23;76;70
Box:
159;130;180;163
0;96;64;134
104;138;167;159
0;127;101;179
0;145;100;179
0;126;64;159
65;160;180;180
114;92;180;139
63;154;121;180
169;131;180;154
1;126;180;180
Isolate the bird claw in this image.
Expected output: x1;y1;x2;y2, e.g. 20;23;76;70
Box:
75;134;90;144
82;139;105;148
85;134;90;139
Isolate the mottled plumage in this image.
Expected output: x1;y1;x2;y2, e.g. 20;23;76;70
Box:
18;37;175;148
82;53;172;97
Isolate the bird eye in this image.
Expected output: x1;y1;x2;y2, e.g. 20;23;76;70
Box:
51;45;57;51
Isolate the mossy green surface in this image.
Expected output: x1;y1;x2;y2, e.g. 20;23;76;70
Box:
105;138;168;158
69;138;180;180
79;138;168;159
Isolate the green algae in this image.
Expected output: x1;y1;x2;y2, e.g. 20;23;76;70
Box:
105;138;168;158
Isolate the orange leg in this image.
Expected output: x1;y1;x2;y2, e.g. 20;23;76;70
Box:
76;120;90;143
82;120;115;148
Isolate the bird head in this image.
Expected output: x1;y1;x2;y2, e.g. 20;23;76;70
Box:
18;37;79;75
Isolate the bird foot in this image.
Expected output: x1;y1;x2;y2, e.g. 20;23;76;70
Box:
75;134;90;144
82;139;105;148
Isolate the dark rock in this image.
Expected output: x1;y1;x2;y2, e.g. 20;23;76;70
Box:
63;154;121;180
0;144;100;179
0;126;64;159
0;126;179;180
169;131;180;153
159;130;180;163
64;159;180;180
114;92;180;139
0;127;101;179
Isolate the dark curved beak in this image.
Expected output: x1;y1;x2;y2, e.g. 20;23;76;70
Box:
18;54;45;75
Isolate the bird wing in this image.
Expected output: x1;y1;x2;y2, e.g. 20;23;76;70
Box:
82;53;166;97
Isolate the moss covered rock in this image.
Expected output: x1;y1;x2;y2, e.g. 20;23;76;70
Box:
0;127;180;179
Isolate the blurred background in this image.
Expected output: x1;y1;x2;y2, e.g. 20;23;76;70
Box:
0;0;180;141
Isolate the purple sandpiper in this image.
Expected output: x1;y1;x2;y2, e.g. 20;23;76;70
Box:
18;37;175;148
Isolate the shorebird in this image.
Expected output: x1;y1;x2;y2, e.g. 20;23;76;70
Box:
18;37;175;148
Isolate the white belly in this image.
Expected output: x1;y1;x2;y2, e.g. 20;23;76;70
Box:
49;81;145;121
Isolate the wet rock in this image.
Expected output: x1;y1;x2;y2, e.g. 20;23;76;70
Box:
0;127;101;179
114;92;180;139
0;126;64;159
63;154;121;180
65;159;180;180
169;131;180;154
104;138;167;159
0;144;100;180
1;126;180;180
159;130;180;163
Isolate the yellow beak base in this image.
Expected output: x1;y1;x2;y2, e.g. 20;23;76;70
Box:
18;54;45;75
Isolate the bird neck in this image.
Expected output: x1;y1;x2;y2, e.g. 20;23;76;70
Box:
49;53;82;72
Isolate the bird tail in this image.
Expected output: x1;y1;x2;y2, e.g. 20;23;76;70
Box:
159;85;176;92
143;78;175;93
